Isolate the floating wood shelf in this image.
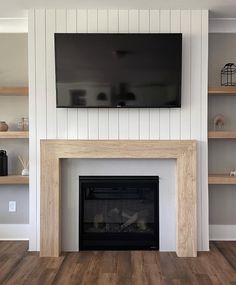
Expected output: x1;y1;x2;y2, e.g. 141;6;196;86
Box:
0;175;29;185
209;174;236;185
0;87;28;96
0;131;29;139
208;131;236;139
208;86;236;95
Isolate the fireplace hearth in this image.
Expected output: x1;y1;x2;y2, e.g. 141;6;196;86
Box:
79;176;159;250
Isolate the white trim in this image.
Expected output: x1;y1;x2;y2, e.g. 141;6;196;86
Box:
0;18;28;33
209;225;236;240
0;224;29;240
209;18;236;33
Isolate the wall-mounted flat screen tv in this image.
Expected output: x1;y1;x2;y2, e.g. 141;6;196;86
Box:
55;33;182;108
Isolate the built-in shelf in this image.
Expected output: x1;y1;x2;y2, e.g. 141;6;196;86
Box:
0;87;28;96
0;175;29;185
208;86;236;95
209;174;236;185
0;131;29;139
208;131;236;139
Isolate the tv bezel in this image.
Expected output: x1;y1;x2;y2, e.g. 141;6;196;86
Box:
55;33;182;108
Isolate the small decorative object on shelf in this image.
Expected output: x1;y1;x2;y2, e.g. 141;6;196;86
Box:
0;121;8;132
221;63;236;86
213;114;225;130
230;169;236;176
0;150;8;176
17;117;29;131
96;92;108;101
18;155;29;176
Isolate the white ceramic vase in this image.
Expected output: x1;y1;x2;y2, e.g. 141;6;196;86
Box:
21;168;29;176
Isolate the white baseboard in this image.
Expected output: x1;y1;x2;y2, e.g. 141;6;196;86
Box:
209;225;236;241
0;224;29;240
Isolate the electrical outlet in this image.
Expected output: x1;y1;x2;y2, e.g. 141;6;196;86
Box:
9;201;16;212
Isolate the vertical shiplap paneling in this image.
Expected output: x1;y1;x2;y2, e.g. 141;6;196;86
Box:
98;9;108;33
28;9;37;250
87;9;98;32
56;9;68;139
88;110;99;139
149;10;160;140
35;9;47;250
118;10;129;139
149;109;160;139
159;10;171;139
118;9;128;32
139;10;150;139
139;109;150;139
98;9;109;139
139;9;149;32
108;10;119;139
98;109;109;139
201;10;209;251
170;10;181;139
190;11;201;140
46;9;57;139
77;9;88;139
128;10;139;139
87;9;99;139
77;109;88;139
180;10;191;139
67;9;78;139
128;10;139;34
150;9;160;32
191;10;202;249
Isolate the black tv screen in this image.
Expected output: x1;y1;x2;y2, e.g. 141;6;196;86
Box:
55;33;182;108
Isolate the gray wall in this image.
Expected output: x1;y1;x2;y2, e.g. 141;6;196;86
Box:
209;33;236;225
0;33;28;86
0;33;28;224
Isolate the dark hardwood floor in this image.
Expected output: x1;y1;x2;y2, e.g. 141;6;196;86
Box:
0;241;236;285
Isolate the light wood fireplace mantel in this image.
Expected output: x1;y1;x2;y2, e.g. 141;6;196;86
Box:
40;140;197;257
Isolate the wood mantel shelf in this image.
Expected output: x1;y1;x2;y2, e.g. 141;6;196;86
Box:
40;140;197;258
0;175;29;185
0;131;29;139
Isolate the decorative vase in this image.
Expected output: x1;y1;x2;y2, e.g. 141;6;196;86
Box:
0;150;8;176
21;168;29;176
17;117;29;131
0;121;8;132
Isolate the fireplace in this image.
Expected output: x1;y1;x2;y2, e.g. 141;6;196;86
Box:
41;140;197;257
79;176;159;250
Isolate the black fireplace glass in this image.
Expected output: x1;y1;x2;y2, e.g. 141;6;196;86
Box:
79;176;159;250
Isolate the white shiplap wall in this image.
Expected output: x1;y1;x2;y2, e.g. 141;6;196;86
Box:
28;9;209;251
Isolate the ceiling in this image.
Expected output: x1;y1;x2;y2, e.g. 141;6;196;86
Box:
0;0;236;19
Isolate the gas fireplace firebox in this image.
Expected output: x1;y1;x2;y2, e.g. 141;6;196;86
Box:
79;176;159;250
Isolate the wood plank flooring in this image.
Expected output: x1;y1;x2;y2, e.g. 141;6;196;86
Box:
0;241;236;284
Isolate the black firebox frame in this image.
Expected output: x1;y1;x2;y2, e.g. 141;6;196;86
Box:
79;176;159;251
